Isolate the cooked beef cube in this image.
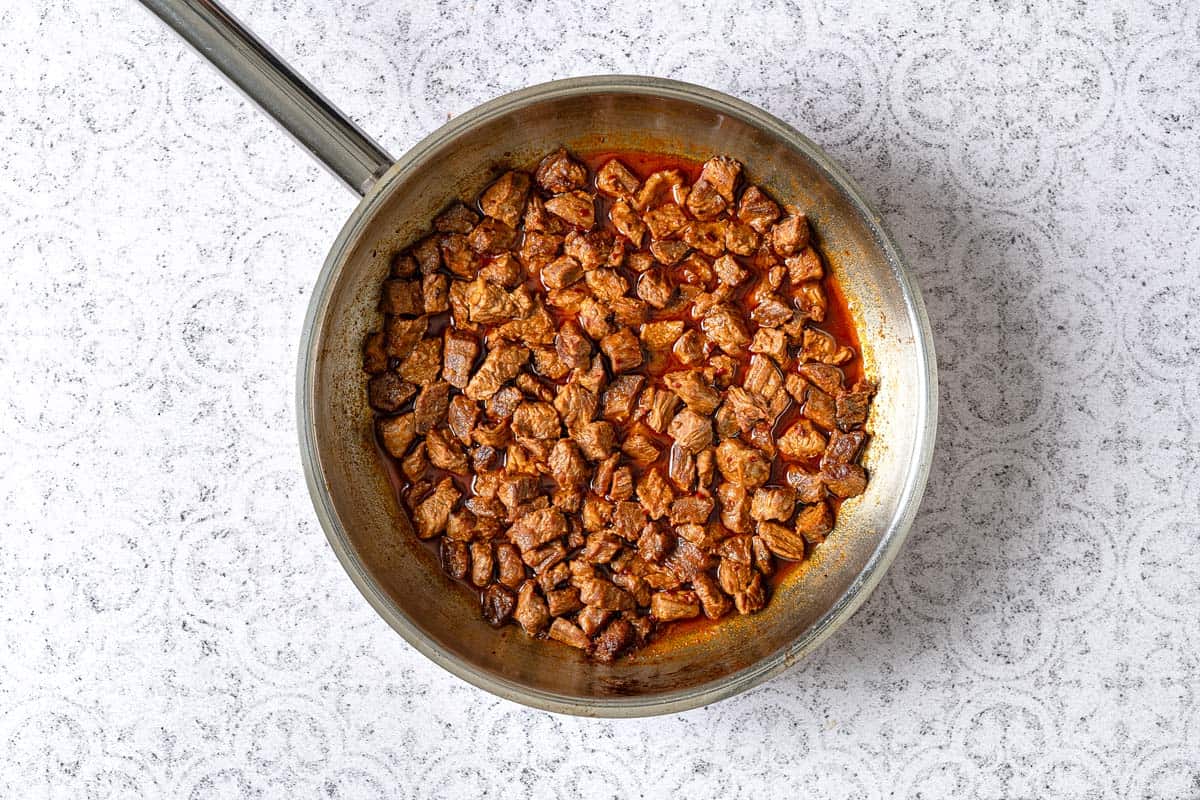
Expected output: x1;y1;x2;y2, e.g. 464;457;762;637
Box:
592;617;636;662
609;198;647;247
435;201;481;234
552;320;591;370
794;280;827;322
621;430;661;466
694;155;737;200
471;444;500;472
662;444;693;493
498;472;541;515
511;401;561;439
668;408;713;454
681;220;727;257
508;507;567;553
479;253;522;289
800;327;854;365
633;169;685;211
696;448;716;489
486;385;523;420
776;418;827;462
797;362;845;396
636;269;675;310
666;329;702;367
747;422;778;459
633;520;672;561
640;386;680;433
397;338;442;386
733;572;767;614
415;276;446;317
425;428;469;474
611;501;648;540
439;233;480;277
482;583;516;626
579;577;636;611
647;242;688;270
462;277;523;325
380;278;423;317
803;385;837;430
440;330;477;390
736;185;781;233
378;413;416;457
742;354;783;402
385;315;429;358
664;370;721;414
537;561;571;592
716;481;753;534
363;331;388;374
494;542;525;589
700;304;751;354
554;381;598;429
368;373;416;413
541;254;584;290
685;573;727;620
545;586;583;616
749;327;788;367
467;217;518;255
676;253;714;288
464;344;529;401
685;177;727;220
718;555;752;597
770;209;810;257
478;170;531;228
582;531;624;565
751;295;794;328
573;420;616;461
642;202;689;239
413;381;451;434
519;230;563;269
412;236;441;274
592;454;619;497
535;148;588;193
611;297;649;329
715;439;771;488
521;193;563;235
835;385;872;429
524;541;569;573
750;535;774;577
572;607;610;638
637;323;682;356
585;269;630;305
532;347;570;380
549;617;591;649
724;220;760;256
595;158;641;197
561;229;613;271
548;439;587;488
400;441;428;482
786;246;823;282
391;252;419;278
795;500;834;544
602;375;645;423
650;590;701;621
545;190;595;229
414;478;459;539
785;465;827;504
581;495;613;532
464;493;505;519
670;495;714;525
822;462;867;498
712;254;748;287
822;429;866;467
514;581;550;634
635;467;674;521
440;538;470;580
750;487;796;522
600;328;643;373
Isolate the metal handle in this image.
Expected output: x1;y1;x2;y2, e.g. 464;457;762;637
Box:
141;0;394;196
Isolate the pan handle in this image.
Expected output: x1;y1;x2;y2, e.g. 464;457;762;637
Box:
140;0;395;196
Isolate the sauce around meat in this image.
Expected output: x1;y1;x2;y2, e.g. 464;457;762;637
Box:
363;148;875;662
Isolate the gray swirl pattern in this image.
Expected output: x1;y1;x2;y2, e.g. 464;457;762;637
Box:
2;0;1199;796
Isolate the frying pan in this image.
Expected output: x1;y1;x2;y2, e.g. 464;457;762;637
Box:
143;0;938;716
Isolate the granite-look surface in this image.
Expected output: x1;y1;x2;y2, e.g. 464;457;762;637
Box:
2;1;1198;797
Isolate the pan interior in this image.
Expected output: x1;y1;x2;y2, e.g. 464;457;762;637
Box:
302;81;931;713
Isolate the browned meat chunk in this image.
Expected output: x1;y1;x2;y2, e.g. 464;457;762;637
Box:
716;482;752;533
401;442;428;483
440;538;470;580
636;270;675;310
519;230;562;269
835;383;873;429
412;236;441;274
822;429;866;467
412;381;450;434
579;577;636;611
385;315;429;358
610;199;647;248
535;148;588;194
668;408;713;454
643;203;689;239
681;220;727;257
733;572;766;614
713;254;748;287
737;186;781;233
649;240;690;268
803;385;837;430
641;321;685;354
548;617;590;649
611;501;648;540
778;419;827;460
585;269;629;305
701;304;751;354
551;320;590;370
414;478;459;539
545;586;582;616
378;413;416;458
511;402;561;439
821;462;867;498
462;277;522;325
770;209;810;257
691;572;731;620
480;171;531;228
800;328;854;365
725;220;759;256
380;279;422;317
545;191;595;229
515;580;550;634
664;370;721;414
621;430;661;466
573;420;616;461
633;169;685;211
600;328;643;373
750;486;796;522
596;158;640;197
439;233;480;277
637;522;675;563
650;590;701;621
786;247;823;282
563;229;613;271
794;500;833;544
785;465;827;504
494;542;525;589
670;495;714;525
368;372;416;413
686;178;727;220
442;330;478;390
669;329;704;366
602;375;645;422
468;217;518;255
756;520;806;561
639;386;681;433
363;331;388;374
435;201;481;234
464;344;529;401
541;255;583;291
797;362;845;395
554;381;598;429
425;428;469;474
793;280;827;322
509;507;567;552
481;585;517;627
397;338;443;385
749;327;788;366
637;467;675;521
592;618;636;662
548;439;587;488
486;385;522;420
715;439;770;488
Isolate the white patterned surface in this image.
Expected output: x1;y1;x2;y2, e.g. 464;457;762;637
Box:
3;1;1199;796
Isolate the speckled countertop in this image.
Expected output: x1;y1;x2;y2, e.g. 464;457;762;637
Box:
2;1;1198;797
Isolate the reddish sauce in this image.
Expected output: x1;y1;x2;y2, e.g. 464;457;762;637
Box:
376;149;867;647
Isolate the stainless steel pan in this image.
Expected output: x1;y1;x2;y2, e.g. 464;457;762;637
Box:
143;0;938;717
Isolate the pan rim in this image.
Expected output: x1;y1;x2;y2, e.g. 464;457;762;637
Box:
297;74;938;717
